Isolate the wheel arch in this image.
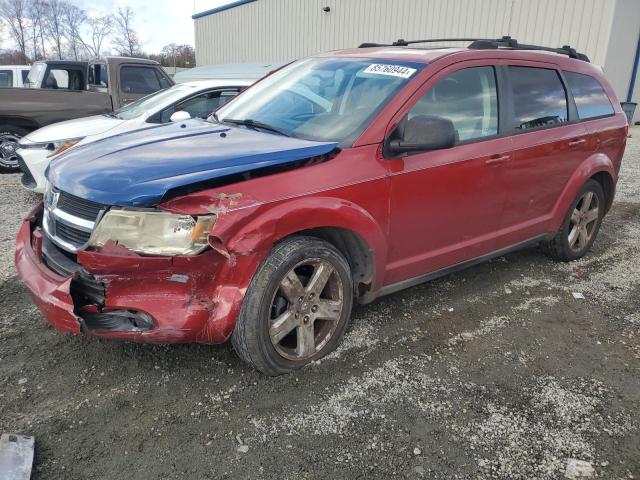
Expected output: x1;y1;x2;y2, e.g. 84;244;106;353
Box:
590;171;615;213
213;196;388;302
550;153;616;230
0;116;40;132
295;226;375;303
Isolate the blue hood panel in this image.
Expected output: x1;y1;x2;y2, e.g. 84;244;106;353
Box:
48;119;338;207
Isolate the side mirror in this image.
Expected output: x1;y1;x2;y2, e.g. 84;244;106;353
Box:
388;115;456;156
170;111;191;123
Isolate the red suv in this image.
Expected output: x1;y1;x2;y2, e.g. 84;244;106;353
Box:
16;37;628;375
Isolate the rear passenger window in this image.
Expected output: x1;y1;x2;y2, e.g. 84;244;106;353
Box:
0;70;12;87
408;66;498;142
564;72;614;119
121;66;162;94
508;67;567;130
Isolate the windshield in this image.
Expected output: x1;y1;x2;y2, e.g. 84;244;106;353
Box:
215;58;423;144
25;63;44;88
113;85;196;120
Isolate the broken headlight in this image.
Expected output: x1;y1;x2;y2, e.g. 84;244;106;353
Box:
88;209;216;256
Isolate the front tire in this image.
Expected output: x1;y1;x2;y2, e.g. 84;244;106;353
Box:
541;179;605;262
232;236;353;376
0;125;29;174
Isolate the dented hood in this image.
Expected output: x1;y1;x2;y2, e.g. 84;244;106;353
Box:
47;119;338;207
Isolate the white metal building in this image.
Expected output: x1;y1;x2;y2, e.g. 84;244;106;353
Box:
193;0;640;122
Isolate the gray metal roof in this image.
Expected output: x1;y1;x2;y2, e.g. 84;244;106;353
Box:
192;0;257;19
173;62;286;83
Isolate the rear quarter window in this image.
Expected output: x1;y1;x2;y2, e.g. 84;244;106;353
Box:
508;66;568;130
564;71;615;119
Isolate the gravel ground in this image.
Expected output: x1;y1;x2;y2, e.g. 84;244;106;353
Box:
1;128;639;479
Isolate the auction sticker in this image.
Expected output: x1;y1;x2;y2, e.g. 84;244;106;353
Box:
363;64;417;78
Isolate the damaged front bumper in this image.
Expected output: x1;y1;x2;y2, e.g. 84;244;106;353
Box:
15;205;244;344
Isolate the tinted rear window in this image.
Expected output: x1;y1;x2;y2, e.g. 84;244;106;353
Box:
508;66;568;130
564;71;614;119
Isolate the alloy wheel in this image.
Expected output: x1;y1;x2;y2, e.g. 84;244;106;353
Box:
0;134;20;169
269;258;344;361
568;190;600;252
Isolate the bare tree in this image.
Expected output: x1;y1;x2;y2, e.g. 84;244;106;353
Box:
0;0;29;63
27;0;46;60
61;2;86;60
43;0;66;60
112;6;141;57
0;49;28;64
83;14;113;57
157;43;195;68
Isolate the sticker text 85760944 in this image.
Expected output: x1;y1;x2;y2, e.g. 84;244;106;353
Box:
363;64;417;79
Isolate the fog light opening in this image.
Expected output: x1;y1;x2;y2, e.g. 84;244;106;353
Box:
78;310;155;332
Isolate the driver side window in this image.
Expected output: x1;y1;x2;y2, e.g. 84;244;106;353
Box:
408;66;498;143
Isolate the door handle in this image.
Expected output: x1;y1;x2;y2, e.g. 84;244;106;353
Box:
485;154;510;166
568;139;586;147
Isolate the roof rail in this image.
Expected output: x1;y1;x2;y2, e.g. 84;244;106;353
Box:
358;38;482;48
357;36;590;62
469;36;590;61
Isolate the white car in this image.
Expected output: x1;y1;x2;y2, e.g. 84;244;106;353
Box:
16;79;252;193
0;65;31;88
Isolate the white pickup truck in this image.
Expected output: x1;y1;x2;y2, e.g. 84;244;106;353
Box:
0;65;30;88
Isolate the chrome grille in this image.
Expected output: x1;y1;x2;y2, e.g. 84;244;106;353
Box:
54;221;92;245
43;186;107;253
57;192;104;221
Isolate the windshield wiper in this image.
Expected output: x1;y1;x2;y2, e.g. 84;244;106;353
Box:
223;118;291;137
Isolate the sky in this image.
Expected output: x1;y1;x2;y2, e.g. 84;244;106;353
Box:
77;0;235;52
1;0;235;54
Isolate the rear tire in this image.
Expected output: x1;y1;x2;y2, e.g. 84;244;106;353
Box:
541;179;605;262
0;125;29;174
232;236;353;376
